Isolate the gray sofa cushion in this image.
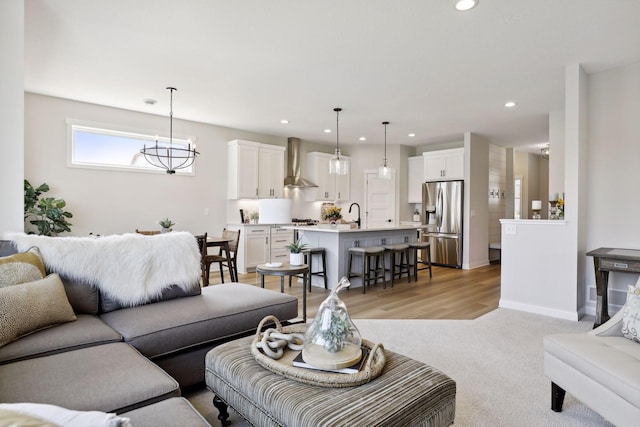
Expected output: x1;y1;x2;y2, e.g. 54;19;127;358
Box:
100;282;201;313
0;314;122;365
121;397;211;427
100;283;298;359
0;342;179;413
0;240;17;257
59;275;100;315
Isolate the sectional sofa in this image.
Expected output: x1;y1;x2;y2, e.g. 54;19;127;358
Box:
0;233;298;426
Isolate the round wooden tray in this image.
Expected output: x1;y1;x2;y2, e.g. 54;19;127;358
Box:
251;315;386;388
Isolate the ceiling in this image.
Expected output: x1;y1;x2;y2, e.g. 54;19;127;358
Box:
24;0;640;149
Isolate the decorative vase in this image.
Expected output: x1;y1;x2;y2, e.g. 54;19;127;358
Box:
161;227;171;233
290;252;304;266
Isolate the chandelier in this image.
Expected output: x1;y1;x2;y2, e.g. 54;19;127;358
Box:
140;87;200;174
378;121;395;179
329;107;350;175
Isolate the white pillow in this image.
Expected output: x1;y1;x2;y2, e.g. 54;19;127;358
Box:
621;283;640;343
0;403;131;427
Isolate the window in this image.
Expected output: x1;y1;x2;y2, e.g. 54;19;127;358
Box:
68;122;195;175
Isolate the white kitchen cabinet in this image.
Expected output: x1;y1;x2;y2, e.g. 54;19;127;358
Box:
423;148;464;181
258;145;285;198
305;152;351;202
269;227;294;264
228;140;285;199
228;224;269;273
407;155;424;203
226;225;294;273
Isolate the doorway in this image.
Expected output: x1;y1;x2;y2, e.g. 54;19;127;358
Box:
364;170;397;228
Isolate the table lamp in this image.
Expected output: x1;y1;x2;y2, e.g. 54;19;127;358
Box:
531;200;542;220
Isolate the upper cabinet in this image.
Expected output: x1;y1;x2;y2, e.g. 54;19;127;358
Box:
305;152;351;202
228;140;285;199
407;155;424;203
423;148;464;181
258;145;285;198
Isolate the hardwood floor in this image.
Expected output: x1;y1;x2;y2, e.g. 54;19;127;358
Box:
210;263;501;321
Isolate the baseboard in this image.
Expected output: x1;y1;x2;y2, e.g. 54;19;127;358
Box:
499;299;579;321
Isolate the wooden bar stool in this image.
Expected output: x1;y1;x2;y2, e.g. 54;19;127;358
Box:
304;247;327;290
409;241;433;280
383;243;411;287
347;246;386;294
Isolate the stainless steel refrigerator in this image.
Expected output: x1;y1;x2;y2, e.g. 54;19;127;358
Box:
422;180;463;268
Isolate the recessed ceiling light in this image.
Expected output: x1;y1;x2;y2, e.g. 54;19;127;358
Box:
505;101;517;108
408;133;416;137
324;129;332;133
455;0;478;11
359;137;366;141
143;98;157;105
280;119;289;124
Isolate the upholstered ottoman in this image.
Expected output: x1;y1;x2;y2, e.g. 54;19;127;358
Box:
205;335;456;427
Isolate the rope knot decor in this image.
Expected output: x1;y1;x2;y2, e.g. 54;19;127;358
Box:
255;328;304;360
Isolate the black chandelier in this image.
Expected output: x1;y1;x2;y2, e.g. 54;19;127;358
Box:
140;87;200;174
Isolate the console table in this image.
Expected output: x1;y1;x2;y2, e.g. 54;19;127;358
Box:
587;247;640;328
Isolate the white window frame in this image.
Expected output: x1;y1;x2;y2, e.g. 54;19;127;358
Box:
67;119;197;175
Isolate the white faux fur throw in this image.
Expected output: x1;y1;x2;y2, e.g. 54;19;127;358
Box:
5;232;201;305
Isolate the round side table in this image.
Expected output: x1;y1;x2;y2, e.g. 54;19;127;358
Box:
256;263;309;322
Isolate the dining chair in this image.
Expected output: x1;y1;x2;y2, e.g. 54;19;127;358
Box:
217;228;241;283
194;233;209;286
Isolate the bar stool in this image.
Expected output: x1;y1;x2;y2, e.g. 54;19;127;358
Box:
295;247;327;291
347;246;386;294
383;243;411;287
409;241;433;280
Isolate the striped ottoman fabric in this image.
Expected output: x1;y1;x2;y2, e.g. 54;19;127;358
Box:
205;335;456;427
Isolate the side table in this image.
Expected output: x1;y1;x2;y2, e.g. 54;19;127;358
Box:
256;263;308;322
587;247;640;328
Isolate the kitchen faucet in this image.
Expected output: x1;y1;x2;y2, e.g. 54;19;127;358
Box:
349;202;361;229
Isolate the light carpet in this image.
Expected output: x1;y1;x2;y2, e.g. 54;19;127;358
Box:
186;308;612;426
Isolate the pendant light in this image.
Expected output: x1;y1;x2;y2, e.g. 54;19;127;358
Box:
140;87;200;174
329;107;350;175
378;121;395;179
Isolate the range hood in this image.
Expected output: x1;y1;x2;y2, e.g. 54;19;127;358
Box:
284;137;317;188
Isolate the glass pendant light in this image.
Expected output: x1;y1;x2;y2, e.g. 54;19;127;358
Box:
329;107;350;175
378;121;395;179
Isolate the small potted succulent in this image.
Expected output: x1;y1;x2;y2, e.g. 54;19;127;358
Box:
159;218;175;233
285;238;308;266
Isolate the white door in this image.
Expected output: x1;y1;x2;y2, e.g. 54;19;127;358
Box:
365;171;397;228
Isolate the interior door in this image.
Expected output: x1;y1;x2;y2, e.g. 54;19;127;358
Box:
365;171;396;228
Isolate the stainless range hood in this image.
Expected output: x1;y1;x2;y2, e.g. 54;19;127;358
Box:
284;137;317;188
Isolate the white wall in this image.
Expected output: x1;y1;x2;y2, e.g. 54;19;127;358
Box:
0;1;25;233
583;61;640;311
548;110;565;197
24;93;286;236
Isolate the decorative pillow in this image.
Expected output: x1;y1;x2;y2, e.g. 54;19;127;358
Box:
0;274;77;348
0;407;58;427
621;284;640;343
0;246;46;288
0;403;131;427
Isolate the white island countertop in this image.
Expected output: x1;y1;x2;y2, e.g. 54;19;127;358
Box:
281;225;421;233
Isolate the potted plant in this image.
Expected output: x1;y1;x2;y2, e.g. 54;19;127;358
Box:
249;211;259;224
285;238;308;266
159;218;175;233
24;180;73;236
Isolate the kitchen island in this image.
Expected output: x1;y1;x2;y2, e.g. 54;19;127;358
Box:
282;225;420;290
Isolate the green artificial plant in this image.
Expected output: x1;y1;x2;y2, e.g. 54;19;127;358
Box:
285;238;308;254
24;180;73;236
